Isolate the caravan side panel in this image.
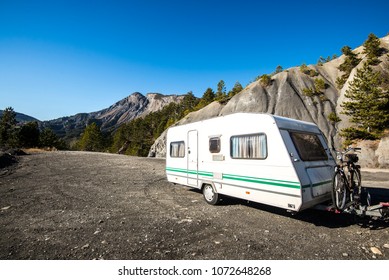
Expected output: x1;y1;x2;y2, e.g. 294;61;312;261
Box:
166;113;335;212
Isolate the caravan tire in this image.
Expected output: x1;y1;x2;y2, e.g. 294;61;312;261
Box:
202;184;220;205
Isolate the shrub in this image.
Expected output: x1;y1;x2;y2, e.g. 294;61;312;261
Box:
260;74;272;87
328;112;341;123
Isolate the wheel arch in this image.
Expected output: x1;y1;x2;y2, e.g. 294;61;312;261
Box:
200;181;217;193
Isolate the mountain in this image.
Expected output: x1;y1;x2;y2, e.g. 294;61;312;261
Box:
42;92;184;140
0;110;40;123
150;35;389;168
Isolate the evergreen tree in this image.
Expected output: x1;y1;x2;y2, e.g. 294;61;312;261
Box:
77;122;104;152
228;81;243;97
39;128;67;149
336;46;362;88
341;62;389;139
317;57;325;66
260;74;272;87
195;88;215;109
19;121;40;148
314;78;326;93
182;91;198;113
363;33;381;65
275;65;283;74
39;128;58;148
318;56;333;65
0;107;17;148
215;80;227;101
338;46;361;73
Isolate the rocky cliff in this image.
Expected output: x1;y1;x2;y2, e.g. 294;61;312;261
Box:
150;35;389;168
42;92;184;139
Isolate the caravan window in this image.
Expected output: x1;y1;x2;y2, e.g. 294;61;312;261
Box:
230;134;267;159
290;132;328;161
209;137;221;153
170;141;185;158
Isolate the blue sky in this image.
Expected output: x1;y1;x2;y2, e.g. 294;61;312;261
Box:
1;0;388;121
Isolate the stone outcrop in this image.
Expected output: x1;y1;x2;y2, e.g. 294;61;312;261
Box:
150;35;389;168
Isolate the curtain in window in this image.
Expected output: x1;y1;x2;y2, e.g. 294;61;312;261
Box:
231;134;266;159
178;142;185;157
170;142;185;157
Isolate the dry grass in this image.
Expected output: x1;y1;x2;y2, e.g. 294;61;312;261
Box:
23;147;58;154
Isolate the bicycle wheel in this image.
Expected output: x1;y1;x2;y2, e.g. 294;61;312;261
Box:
350;168;362;202
332;170;347;210
352;168;361;190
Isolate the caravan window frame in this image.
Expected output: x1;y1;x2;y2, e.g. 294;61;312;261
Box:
170;141;185;158
230;133;267;160
209;137;221;153
289;131;328;161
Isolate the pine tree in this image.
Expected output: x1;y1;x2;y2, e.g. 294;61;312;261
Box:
338;46;361;73
336;46;362;88
215;80;227;101
182;91;198;111
363;33;381;65
77;122;104;152
341;62;389;138
228;81;243;97
39;128;67;149
260;74;272;87
275;65;283;74
195;88;215;109
0;107;17;148
19;121;40;148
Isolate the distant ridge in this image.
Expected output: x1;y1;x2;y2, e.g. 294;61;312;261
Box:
41;92;184;140
0;110;40;123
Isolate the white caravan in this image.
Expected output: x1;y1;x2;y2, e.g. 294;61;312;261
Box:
166;113;336;212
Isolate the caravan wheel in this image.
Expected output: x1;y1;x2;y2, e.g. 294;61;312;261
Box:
202;184;220;205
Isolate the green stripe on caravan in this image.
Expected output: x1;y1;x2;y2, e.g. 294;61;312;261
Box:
166;167;300;189
222;174;300;189
166;167;213;177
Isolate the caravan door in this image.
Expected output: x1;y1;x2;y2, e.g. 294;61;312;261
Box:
187;130;198;186
280;130;334;198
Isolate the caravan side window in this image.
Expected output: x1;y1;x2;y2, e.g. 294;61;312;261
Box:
290;132;328;161
230;134;267;159
170;141;185;158
209;137;221;153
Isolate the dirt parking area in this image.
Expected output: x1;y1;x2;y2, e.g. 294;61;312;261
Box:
0;151;388;260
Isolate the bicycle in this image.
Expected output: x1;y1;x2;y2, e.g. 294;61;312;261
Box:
332;147;362;211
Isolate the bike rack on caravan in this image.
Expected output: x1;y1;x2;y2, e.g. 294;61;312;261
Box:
316;187;389;218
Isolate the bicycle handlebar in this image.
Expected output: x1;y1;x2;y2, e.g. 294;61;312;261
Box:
338;147;361;154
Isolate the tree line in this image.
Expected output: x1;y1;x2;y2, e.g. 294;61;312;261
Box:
0;107;66;150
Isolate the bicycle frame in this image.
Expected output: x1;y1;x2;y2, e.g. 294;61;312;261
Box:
332;147;361;210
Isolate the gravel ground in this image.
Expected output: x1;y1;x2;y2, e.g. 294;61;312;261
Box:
0;151;388;260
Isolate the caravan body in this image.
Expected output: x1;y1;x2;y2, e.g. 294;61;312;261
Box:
166;113;336;212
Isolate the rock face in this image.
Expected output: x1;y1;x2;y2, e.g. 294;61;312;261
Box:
150;35;389;168
150;66;342;158
42;92;184;139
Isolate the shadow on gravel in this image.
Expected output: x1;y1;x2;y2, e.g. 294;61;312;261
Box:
247;200;388;229
0;153;17;169
0;149;28;169
189;189;388;230
293;209;389;230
